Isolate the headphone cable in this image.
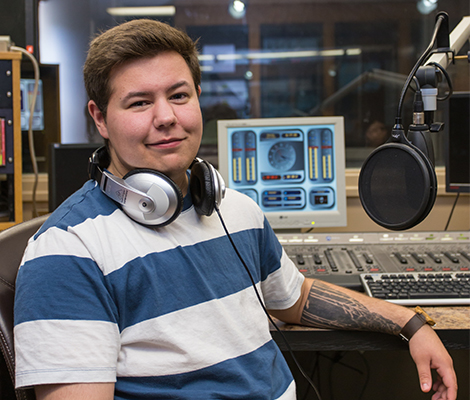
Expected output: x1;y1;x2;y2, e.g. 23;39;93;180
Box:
215;206;323;400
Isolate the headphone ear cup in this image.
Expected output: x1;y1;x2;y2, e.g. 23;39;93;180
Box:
189;161;216;216
122;169;183;227
358;142;437;230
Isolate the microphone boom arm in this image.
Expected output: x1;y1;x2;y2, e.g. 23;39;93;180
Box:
424;15;470;70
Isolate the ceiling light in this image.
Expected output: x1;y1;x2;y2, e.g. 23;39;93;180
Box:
228;0;246;19
417;0;438;15
106;6;176;17
198;48;362;62
232;0;245;13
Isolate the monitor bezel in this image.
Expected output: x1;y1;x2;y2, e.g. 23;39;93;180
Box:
217;116;347;230
444;91;470;193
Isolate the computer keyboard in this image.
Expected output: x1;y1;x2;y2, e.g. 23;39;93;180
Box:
360;272;470;306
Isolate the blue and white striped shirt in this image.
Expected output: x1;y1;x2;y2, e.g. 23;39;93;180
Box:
14;180;303;399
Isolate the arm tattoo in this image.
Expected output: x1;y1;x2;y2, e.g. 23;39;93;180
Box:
300;280;401;335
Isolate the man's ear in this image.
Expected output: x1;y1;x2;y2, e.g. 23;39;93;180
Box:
88;100;109;140
197;85;202;97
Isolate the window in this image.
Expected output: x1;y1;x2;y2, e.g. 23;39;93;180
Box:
38;0;470;170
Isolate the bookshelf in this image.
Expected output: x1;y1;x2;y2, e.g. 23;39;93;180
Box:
0;51;23;230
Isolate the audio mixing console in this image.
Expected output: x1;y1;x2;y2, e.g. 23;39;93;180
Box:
277;231;470;291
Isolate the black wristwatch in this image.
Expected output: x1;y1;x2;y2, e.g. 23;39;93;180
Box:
399;306;436;342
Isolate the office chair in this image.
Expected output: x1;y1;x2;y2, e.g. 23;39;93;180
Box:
0;215;49;400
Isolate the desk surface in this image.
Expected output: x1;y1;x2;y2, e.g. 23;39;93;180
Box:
271;306;470;352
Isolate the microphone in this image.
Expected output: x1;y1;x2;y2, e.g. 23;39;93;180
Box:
358;115;437;231
357;12;457;230
407;89;435;167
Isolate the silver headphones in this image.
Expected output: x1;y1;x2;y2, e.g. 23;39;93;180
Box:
88;146;225;227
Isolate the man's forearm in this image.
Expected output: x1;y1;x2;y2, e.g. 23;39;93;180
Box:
294;278;457;400
35;383;115;400
300;278;414;335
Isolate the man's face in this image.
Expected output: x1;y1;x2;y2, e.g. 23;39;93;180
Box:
89;51;203;193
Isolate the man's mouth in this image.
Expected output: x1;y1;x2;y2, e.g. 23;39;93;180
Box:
148;138;183;149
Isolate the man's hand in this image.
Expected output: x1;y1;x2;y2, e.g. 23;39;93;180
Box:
409;325;458;400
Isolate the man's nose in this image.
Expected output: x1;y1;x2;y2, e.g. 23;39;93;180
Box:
153;100;177;128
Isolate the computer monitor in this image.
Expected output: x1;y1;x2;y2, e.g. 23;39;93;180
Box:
217;116;347;230
20;79;44;131
445;92;470;193
48;143;101;211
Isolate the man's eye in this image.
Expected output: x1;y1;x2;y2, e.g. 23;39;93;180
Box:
171;93;188;100
131;100;148;107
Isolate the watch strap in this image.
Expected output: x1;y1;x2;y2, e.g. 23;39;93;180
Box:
399;306;436;342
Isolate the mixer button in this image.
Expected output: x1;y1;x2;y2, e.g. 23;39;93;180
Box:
444;252;459;263
296;254;305;265
426;252;442;263
411;252;425;263
313;253;322;264
393;252;408;264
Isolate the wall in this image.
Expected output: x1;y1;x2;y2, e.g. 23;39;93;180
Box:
38;0;91;143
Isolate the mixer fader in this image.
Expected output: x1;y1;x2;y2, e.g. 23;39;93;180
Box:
277;231;470;290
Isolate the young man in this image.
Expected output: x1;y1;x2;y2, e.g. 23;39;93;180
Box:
14;19;457;400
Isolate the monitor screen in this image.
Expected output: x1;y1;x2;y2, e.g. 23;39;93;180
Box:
217;116;347;230
445;92;470;193
20;79;44;131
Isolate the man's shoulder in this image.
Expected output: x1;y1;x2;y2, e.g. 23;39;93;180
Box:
217;188;266;231
224;187;260;209
38;181;117;236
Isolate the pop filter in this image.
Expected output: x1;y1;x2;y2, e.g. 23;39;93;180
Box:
358;125;437;231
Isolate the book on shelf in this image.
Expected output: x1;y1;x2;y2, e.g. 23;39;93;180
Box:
0;118;5;166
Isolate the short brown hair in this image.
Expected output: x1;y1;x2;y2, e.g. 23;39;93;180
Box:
83;19;201;118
